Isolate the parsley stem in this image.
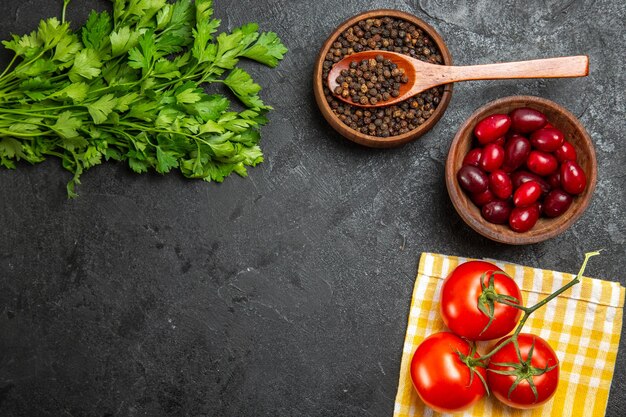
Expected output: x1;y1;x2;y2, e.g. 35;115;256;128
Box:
62;0;71;23
0;129;49;137
0;109;59;119
0;77;20;92
0;107;87;118
117;122;201;141
0;51;47;88
43;150;65;158
0;115;48;127
0;55;18;80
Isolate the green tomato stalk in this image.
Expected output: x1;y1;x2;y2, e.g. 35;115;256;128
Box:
457;250;601;399
481;250;601;361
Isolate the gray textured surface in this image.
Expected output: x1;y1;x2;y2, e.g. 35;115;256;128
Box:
0;0;625;416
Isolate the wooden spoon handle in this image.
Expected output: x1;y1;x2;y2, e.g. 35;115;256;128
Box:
443;56;589;82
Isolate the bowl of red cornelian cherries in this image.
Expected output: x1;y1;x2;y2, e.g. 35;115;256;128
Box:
446;96;596;245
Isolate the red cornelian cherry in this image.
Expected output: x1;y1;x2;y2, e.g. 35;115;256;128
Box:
509;107;547;133
481;143;505;172
474;114;511;145
543;190;573;218
560;161;587;195
527;151;558;176
555;141;577;162
530;128;564;152
463;148;483;167
471;188;496;207
458;165;489;194
509;204;540;233
503;135;531;171
513;181;542;207
489;170;513;200
482;200;512;224
510;170;550;196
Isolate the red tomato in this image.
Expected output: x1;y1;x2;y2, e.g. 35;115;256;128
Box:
487;333;559;409
411;332;487;412
440;261;523;341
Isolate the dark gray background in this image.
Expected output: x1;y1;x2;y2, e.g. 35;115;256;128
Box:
1;0;624;416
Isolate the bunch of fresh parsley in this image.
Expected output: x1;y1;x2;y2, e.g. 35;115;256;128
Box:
0;0;287;196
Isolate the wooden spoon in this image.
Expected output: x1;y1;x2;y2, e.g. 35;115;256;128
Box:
327;51;589;108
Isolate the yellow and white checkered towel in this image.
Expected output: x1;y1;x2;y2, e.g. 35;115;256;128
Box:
394;252;625;417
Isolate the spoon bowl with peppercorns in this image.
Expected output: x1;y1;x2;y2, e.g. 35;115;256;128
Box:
328;50;589;108
313;9;456;147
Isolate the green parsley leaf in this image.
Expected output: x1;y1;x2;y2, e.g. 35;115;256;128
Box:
175;87;202;104
82;10;112;52
8;122;41;134
81;145;102;168
153;57;181;79
68;48;102;81
61;136;89;151
242;31;288;68
53;34;83;67
14;59;57;78
223;68;270;110
54;82;90;103
187;94;230;122
156;4;174;30
114;93;139;112
87;94;118;124
37;18;70;49
156;146;179;173
0;137;26;159
128;30;157;75
110;26;144;57
2;31;43;58
52;111;82;139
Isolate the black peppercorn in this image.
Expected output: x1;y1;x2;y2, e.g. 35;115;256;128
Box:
322;16;445;138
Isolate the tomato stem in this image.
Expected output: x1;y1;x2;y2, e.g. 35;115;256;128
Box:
477;271;524;334
477;251;601;362
456;343;490;395
525;250;601;314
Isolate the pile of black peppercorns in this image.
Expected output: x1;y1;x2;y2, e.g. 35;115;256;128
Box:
322;17;444;138
333;55;409;105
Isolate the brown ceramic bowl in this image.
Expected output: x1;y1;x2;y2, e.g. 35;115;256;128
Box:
445;96;597;245
313;9;453;148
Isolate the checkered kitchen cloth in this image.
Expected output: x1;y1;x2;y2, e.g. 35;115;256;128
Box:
394;252;625;417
